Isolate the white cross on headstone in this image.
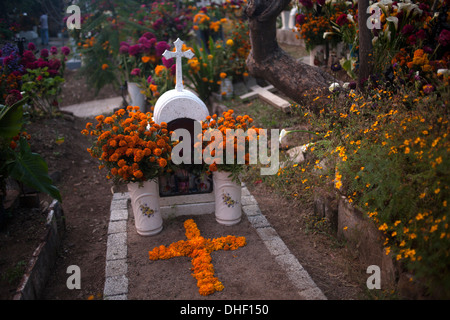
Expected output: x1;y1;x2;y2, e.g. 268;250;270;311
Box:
162;38;194;92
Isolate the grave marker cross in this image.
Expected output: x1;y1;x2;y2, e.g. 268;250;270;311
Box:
162;38;194;92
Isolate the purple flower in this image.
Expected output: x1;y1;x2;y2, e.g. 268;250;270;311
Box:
27;42;36;51
50;46;58;55
401;24;414;35
331;62;342;72
299;0;313;9
119;45;129;54
61;46;71;56
153;18;163;30
416;29;427;40
317;0;325;5
130;68;141;76
37;58;49;69
438;29;450;47
49;59;61;71
128;44;141;56
142;32;155;40
162;57;174;69
155;41;170;57
147;75;154;84
296;14;306;25
40;48;49;58
407;35;416;45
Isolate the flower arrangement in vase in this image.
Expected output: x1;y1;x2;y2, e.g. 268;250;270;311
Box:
82;106;177;236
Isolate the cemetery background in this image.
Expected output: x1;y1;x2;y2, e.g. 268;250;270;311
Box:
1;0;449;300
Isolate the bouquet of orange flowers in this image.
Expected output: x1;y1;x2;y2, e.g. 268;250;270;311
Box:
200;109;261;182
82;106;175;184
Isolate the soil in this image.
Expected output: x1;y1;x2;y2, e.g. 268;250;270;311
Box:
0;66;368;301
128;213;303;300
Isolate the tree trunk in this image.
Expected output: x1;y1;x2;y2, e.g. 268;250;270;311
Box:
245;0;338;106
358;0;373;88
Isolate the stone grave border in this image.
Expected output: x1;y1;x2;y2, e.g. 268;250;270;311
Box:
103;185;326;300
13;200;65;300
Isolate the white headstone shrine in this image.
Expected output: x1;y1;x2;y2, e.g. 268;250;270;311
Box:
154;38;209;125
152;38;214;218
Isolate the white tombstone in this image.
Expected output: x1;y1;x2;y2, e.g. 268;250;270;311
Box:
152;38;214;217
153;38;209;125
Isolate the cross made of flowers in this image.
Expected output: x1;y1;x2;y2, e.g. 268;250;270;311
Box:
148;219;246;296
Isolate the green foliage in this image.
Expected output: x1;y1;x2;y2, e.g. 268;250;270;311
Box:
0;98;61;203
302;77;450;297
21;68;65;114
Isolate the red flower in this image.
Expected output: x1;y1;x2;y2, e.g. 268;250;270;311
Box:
438;29;450;47
336;14;349;27
37;75;43;81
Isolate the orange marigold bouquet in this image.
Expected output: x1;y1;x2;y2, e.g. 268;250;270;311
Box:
200;109;261;182
82;106;175;184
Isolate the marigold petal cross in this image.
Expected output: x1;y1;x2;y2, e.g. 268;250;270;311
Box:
148;219;246;296
162;38;194;92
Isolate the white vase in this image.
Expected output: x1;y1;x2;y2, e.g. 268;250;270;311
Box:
213;171;242;226
281;11;291;30
289;7;298;29
127;180;163;236
127;82;146;110
220;77;233;99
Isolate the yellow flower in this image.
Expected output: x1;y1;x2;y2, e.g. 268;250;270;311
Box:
220;72;227;79
101;63;108;70
226;39;234;46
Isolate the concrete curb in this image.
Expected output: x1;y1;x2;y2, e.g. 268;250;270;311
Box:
103;192;129;300
103;186;326;300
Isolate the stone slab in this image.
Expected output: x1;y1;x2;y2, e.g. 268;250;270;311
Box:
103;275;128;297
110;209;128;222
61;96;123;118
105;259;128;277
106;232;127;261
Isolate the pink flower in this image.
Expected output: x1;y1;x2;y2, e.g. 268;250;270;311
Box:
27;42;36;50
61;46;71;56
130;68;141;76
37;75;43;81
50;46;58;55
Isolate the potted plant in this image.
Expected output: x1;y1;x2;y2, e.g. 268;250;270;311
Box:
82;106;176;236
200;109;261;226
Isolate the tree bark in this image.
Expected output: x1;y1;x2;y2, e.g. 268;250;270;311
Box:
358;0;373;88
245;0;338;106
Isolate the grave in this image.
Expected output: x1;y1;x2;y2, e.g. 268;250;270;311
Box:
153;38;215;218
239;84;291;113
